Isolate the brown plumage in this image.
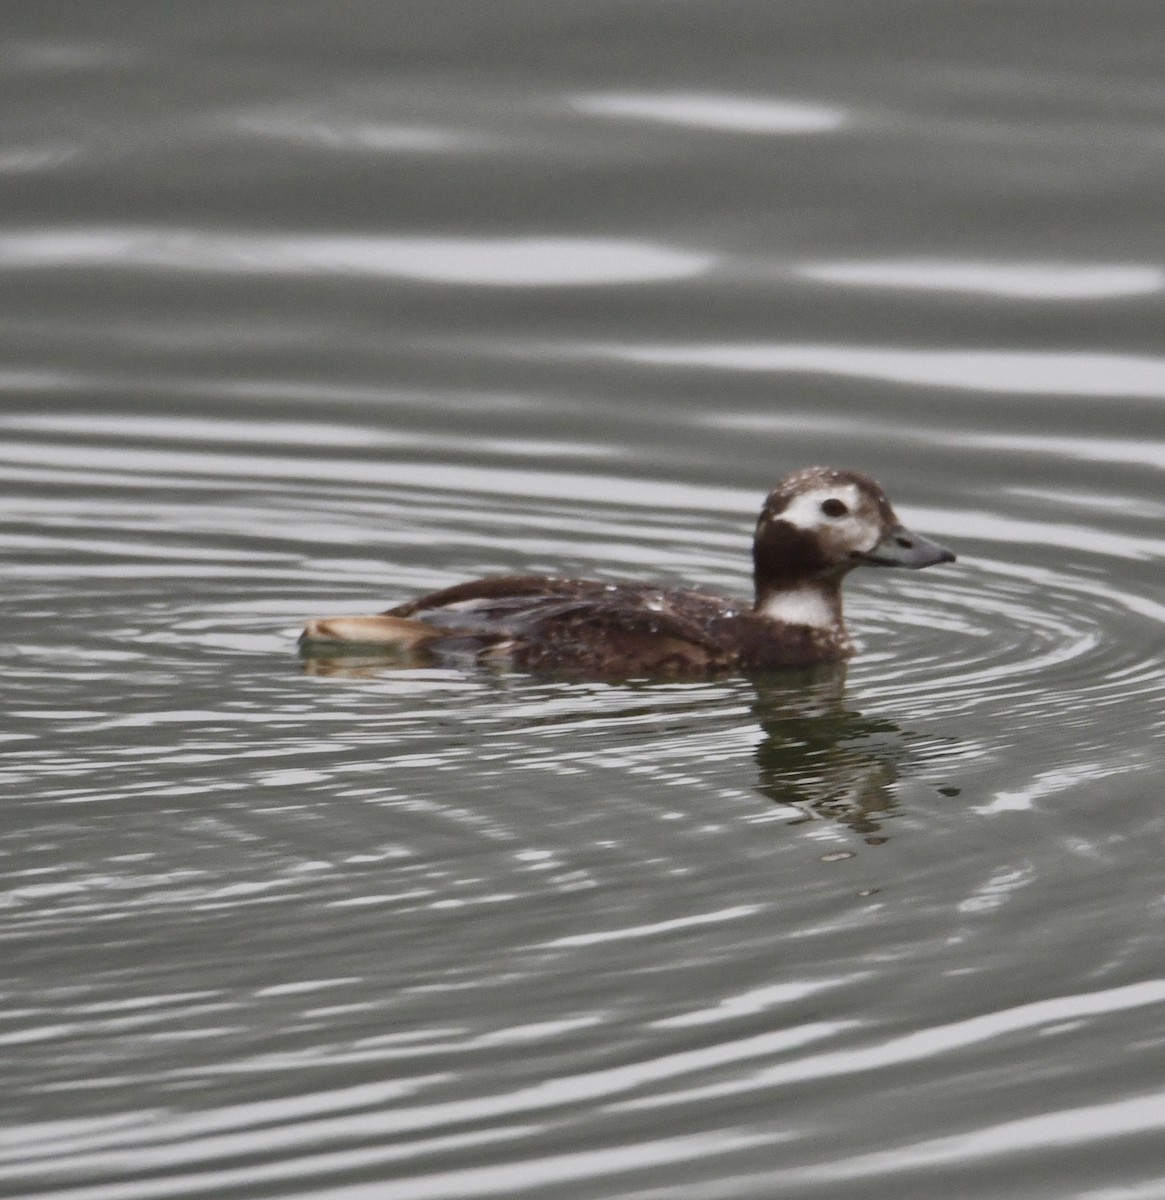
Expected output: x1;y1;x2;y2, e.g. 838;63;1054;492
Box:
300;467;955;677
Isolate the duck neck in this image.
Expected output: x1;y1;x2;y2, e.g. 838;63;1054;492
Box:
752;512;850;631
753;578;844;631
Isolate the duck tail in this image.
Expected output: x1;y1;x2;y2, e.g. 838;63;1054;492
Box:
300;613;438;648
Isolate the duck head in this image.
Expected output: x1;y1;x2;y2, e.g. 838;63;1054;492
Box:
752;467;955;626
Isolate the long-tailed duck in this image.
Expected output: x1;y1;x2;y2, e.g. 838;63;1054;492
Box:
300;466;954;676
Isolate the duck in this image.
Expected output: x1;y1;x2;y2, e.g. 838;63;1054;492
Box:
300;466;955;677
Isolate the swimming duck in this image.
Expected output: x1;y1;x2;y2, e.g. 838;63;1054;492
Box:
300;466;954;676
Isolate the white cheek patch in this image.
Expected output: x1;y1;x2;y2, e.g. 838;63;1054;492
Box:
775;484;863;531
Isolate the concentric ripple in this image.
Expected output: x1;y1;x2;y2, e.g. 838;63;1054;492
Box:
2;403;1164;1200
7;6;1165;1195
2;402;1160;816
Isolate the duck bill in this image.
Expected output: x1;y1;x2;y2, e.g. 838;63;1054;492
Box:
864;524;956;569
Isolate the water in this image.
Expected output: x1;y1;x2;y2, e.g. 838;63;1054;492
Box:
3;3;1165;1198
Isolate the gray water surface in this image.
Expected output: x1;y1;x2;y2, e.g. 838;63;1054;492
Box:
3;3;1165;1198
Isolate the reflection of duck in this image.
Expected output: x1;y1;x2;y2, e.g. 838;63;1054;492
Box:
301;467;954;678
749;665;926;843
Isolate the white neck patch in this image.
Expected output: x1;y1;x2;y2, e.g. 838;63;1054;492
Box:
757;585;836;628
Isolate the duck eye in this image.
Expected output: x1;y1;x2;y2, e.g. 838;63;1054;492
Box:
820;498;849;518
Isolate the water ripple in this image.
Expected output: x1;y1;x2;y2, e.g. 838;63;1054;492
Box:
0;229;711;286
797;260;1165;300
586;341;1165;398
570;92;848;134
5;410;1164;1200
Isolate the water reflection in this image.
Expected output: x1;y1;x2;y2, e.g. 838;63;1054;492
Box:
300;647;426;678
748;665;922;844
300;645;936;846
